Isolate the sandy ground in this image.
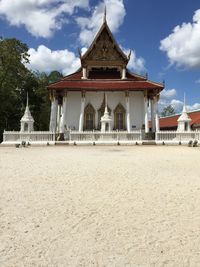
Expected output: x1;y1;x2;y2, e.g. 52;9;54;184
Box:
0;145;200;267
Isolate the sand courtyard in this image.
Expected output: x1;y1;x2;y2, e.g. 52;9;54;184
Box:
0;145;200;267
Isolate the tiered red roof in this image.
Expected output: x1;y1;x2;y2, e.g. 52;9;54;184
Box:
47;15;164;93
48;69;164;91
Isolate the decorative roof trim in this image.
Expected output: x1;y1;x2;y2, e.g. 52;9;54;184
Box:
81;20;128;63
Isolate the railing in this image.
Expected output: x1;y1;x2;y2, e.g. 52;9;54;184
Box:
3;131;55;142
156;131;200;141
69;130;142;141
4;130;200;143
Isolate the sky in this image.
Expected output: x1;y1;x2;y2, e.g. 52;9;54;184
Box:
0;0;200;113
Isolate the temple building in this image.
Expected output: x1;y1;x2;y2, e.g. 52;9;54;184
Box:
47;13;164;139
159;109;200;131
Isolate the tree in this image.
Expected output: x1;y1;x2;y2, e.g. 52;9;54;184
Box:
161;105;176;117
0;38;29;90
48;70;63;84
0;38;30;140
0;37;64;141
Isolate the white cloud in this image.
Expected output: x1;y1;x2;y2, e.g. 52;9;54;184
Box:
160;9;200;69
76;1;145;73
159;88;178;113
0;0;89;37
27;45;80;75
76;0;126;46
160;88;176;99
159;88;200;113
187;103;200;111
170;99;183;112
126;49;145;73
195;79;200;84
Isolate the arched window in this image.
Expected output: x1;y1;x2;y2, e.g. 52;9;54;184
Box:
84;104;95;130
114;103;126;130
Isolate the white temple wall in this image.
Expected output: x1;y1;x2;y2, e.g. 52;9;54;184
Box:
66;92;82;130
85;92;127;129
85;92;104;128
129;91;145;130
64;91;144;130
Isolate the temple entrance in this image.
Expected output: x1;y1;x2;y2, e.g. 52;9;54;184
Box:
114;103;126;130
84;104;95;130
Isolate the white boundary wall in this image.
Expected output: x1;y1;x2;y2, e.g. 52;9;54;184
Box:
3;131;55;143
156;130;200;143
70;130;142;141
2;130;200;145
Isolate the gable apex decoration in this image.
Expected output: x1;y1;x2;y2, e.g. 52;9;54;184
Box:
103;6;107;24
80;16;129;68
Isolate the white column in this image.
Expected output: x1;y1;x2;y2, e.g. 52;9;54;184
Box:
79;92;85;131
49;97;58;132
60;94;67;133
57;104;62;133
155;98;160;132
82;67;87;79
126;92;131;132
144;95;149;133
151;98;155;132
122;68;126;79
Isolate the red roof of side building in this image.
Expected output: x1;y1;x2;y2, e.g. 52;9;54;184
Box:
159;110;200;128
47;69;164;91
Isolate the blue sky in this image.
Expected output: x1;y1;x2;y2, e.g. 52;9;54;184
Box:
0;0;200;113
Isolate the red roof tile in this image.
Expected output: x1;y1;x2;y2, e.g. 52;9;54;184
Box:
159;110;200;128
48;70;163;91
48;80;163;91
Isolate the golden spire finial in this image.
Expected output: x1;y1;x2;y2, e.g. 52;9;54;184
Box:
103;6;107;23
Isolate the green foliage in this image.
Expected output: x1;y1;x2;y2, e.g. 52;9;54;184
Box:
0;38;30;138
161;105;176;117
48;70;63;84
0;38;29;90
0;37;63;141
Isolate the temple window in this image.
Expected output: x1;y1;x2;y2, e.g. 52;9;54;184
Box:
84;104;96;130
114;103;126;130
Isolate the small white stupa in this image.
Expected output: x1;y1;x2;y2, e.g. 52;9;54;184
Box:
20;93;34;132
101;94;112;132
177;94;191;132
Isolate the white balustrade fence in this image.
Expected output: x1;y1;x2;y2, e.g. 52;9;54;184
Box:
3;131;55;142
156;131;200;142
70;130;142;141
3;130;200;144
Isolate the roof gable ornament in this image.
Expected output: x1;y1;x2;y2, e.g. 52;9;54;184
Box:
81;8;129;68
128;50;131;61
